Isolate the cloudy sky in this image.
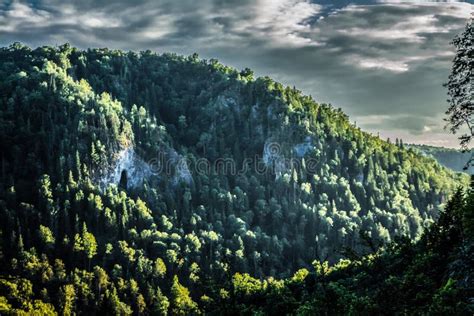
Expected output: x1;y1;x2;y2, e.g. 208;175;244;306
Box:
1;0;472;147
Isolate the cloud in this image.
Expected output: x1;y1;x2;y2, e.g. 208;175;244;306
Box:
356;114;442;135
345;56;423;72
338;14;454;43
0;2;50;32
0;0;472;147
241;0;323;47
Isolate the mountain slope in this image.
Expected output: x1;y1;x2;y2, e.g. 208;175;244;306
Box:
205;186;474;315
0;43;469;314
408;144;473;173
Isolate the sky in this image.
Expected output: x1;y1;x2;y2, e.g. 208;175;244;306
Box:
0;0;472;148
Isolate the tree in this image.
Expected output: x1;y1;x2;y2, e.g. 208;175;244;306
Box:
93;266;109;299
136;294;146;314
151;287;169;316
189;262;200;283
0;296;11;313
445;20;474;167
153;258;167;279
38;174;56;221
107;287;132;315
232;273;263;296
59;284;75;316
170;275;198;315
38;225;55;249
118;240;136;276
73;223;97;270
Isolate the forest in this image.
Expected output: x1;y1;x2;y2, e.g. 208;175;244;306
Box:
408;144;474;173
0;20;472;315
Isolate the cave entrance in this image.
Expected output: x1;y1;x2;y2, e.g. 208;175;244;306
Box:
119;169;128;190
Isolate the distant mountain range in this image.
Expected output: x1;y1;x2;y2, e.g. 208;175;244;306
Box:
407;144;473;174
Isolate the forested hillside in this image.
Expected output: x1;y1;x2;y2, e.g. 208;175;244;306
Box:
205;185;474;315
408;144;473;173
0;43;469;314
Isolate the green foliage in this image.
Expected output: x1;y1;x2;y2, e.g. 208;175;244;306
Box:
59;284;75;316
73;223;97;269
170;275;199;315
39;225;55;248
445;20;474;153
233;273;264;296
0;278;56;314
153;258;167;279
0;43;470;314
206;187;474;314
408;144;473;173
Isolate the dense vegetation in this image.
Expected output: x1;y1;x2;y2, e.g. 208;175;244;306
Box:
206;185;474;315
0;43;469;314
408;144;473;173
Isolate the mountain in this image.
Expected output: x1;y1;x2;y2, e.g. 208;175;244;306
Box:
0;43;469;314
408;144;473;174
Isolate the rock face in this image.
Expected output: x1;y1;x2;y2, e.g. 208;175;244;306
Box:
294;136;314;158
263;137;317;179
167;148;193;186
215;95;237;110
97;145;194;190
263;139;289;178
99;147;153;189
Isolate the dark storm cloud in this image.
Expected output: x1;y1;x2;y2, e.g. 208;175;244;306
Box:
0;0;472;147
